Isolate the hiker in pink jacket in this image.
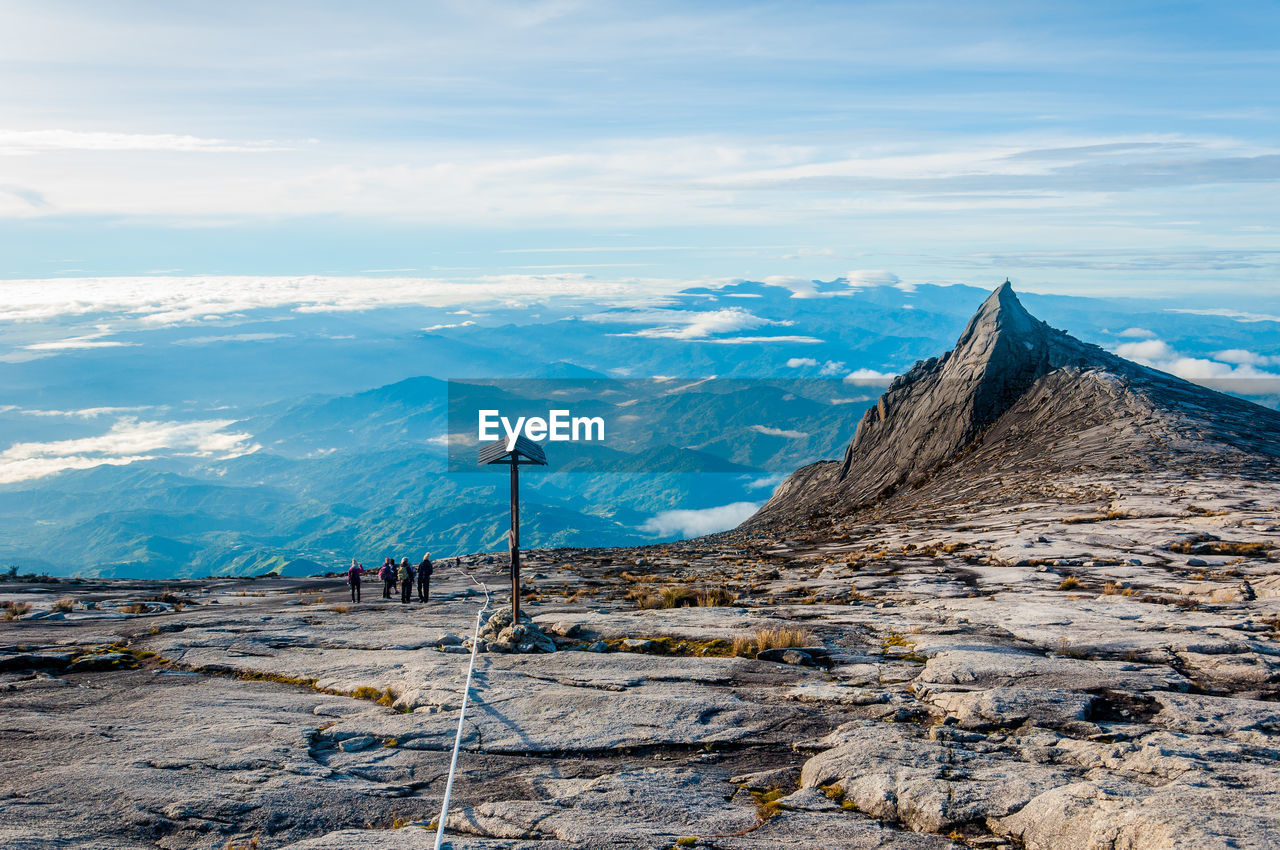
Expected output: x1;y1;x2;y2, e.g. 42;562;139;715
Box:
379;557;395;599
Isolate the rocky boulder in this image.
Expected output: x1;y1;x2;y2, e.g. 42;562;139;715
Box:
465;605;557;653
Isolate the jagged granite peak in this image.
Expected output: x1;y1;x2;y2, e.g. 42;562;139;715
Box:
833;282;1113;498
748;282;1280;528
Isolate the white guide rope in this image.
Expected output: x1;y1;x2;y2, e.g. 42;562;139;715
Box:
433;560;493;850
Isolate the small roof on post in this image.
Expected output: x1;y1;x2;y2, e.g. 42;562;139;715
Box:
478;435;548;467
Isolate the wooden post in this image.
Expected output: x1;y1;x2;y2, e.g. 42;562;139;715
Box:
479;435;544;623
510;461;520;623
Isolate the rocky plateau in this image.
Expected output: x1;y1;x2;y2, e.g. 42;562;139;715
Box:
4;284;1279;849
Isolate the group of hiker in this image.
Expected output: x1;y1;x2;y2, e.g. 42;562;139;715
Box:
345;553;433;604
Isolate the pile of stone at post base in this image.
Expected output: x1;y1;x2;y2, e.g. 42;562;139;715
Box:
463;605;557;653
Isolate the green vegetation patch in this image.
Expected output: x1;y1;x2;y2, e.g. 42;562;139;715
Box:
1169;540;1271;557
605;636;736;657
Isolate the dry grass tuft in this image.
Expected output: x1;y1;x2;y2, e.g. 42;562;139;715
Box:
660;586;700;609
2;601;32;620
697;587;736;607
52;597;75;613
1056;576;1080;591
625;587;663;610
733;626;815;657
1170;540;1270;557
1103;581;1138;596
626;584;736;610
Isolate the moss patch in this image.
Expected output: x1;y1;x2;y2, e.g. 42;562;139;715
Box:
604;636;736;657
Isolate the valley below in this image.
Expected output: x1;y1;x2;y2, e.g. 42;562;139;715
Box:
4;470;1280;849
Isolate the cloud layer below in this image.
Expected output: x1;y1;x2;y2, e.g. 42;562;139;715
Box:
0;418;258;483
1112;338;1280;394
641;501;761;538
0;274;694;325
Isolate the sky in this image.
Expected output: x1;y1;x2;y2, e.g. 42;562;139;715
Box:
1;1;1278;300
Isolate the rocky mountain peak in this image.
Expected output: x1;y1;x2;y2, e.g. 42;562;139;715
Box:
748;281;1280;528
952;280;1048;360
826;282;1093;496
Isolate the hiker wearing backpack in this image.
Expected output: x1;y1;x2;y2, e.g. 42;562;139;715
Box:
416;552;432;602
346;559;363;603
398;557;414;604
379;557;395;599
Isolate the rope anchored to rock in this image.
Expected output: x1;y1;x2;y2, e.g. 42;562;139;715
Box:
433;559;493;850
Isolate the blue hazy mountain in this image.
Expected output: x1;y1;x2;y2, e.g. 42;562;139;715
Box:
0;279;1275;577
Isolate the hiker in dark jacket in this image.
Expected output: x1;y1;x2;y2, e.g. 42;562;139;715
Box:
417;553;433;602
380;557;395;599
398;557;414;604
346;559;363;603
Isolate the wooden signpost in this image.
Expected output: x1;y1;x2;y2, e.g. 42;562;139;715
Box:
478;435;547;623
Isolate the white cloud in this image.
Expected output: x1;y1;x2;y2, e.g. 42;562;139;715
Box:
701;334;824;344
759;275;871;299
1167;308;1280;323
748;270;922;301
641;501;761;538
818;360;846;376
785;356;845;373
845;269;902;288
172;332;293;345
0;274;692;326
0;454;158;482
591;306;798;341
0;136;848;221
0;418;258;484
1214;348;1280;367
760;276;826;298
743;473;786;491
0;129;294;156
641;308;778;339
0;118;1276;231
23;334;135;351
844;368;898;385
9;406;153;419
423;321;477;332
656;377;717;395
1118;327;1156;338
749;425;808;439
1112;337;1280;391
1113;339;1176;362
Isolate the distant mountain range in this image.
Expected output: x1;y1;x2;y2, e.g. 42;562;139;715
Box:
0;373;864;577
1;278;1277;577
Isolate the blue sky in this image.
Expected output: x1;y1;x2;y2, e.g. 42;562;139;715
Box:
1;1;1278;298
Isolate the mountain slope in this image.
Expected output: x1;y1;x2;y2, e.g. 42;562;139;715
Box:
748;282;1280;528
